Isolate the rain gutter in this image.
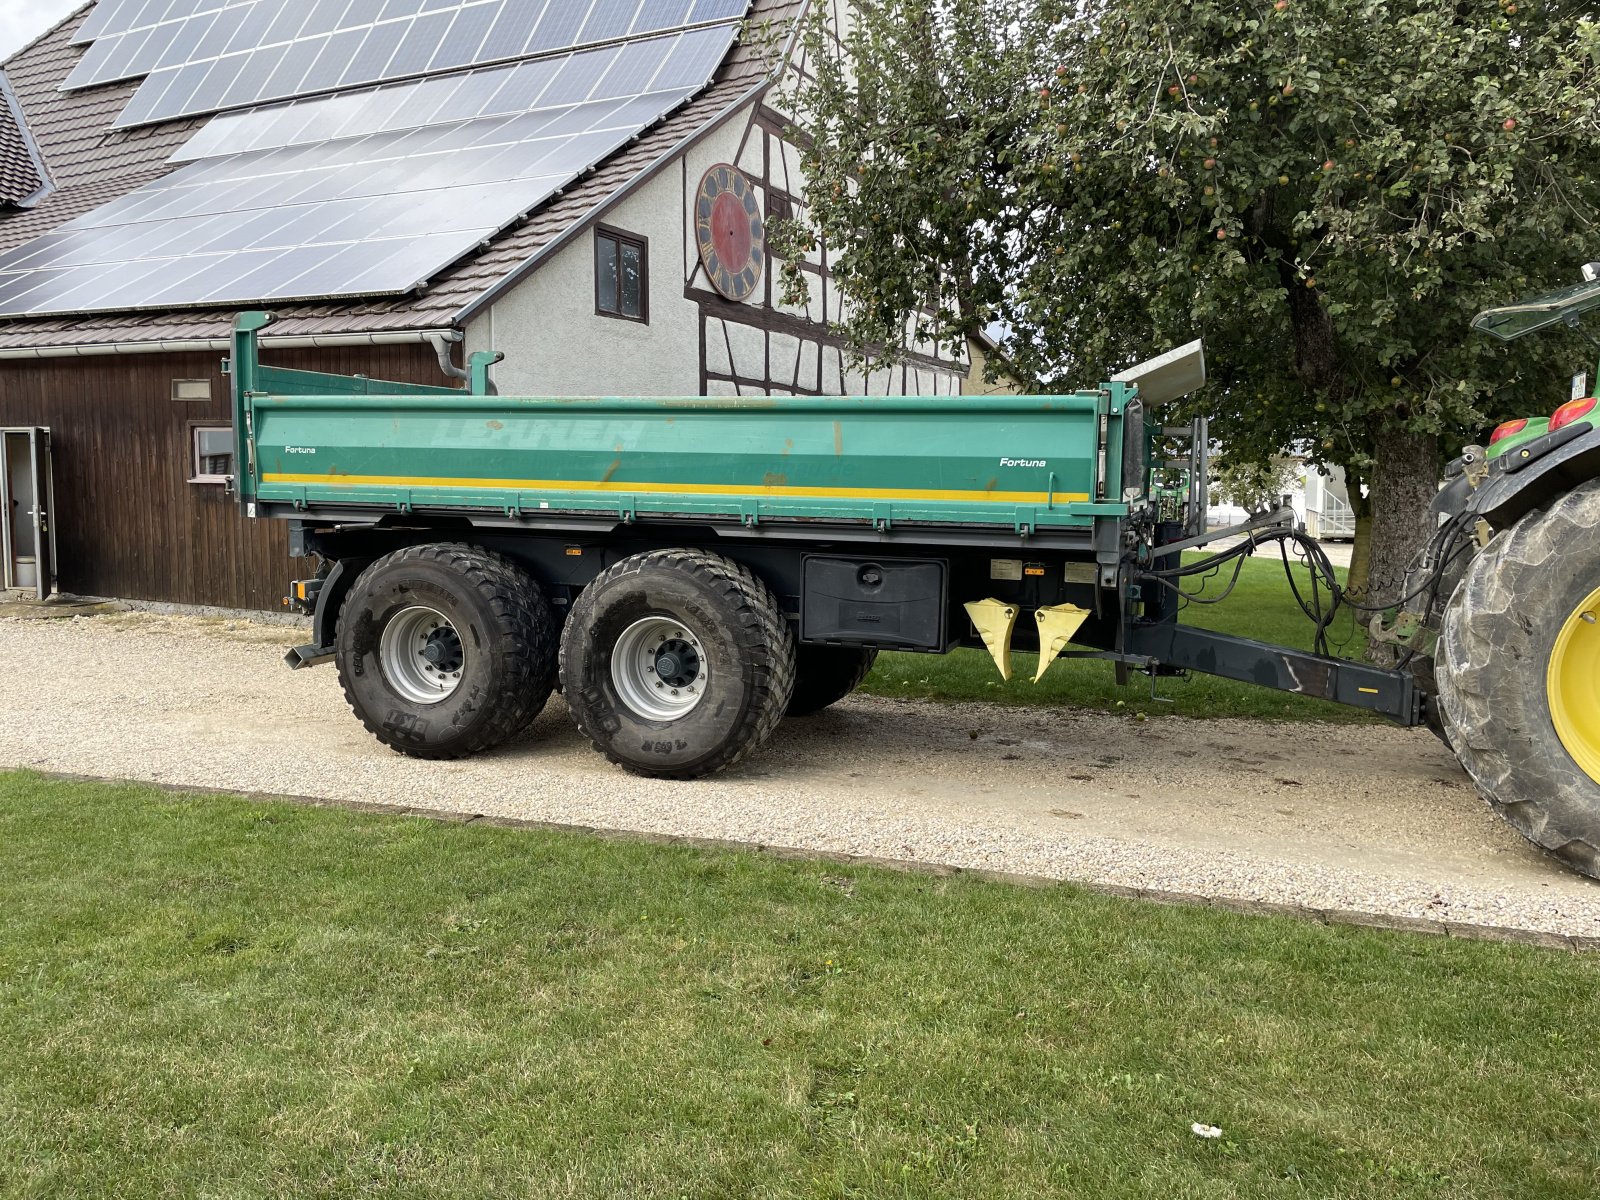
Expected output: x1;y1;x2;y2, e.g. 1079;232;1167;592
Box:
0;328;462;361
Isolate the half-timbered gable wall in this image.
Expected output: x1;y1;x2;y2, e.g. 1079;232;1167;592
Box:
466;4;967;399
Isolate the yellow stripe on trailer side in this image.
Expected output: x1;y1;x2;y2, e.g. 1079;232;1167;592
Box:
261;472;1091;506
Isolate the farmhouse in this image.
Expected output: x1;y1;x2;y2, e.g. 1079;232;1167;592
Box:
0;0;967;610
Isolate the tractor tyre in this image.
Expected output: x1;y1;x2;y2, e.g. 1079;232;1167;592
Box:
335;544;558;760
559;548;796;779
786;646;879;717
1437;479;1600;877
1412;529;1481;739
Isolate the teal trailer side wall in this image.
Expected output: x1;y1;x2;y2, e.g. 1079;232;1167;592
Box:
233;317;1136;533
244;391;1133;531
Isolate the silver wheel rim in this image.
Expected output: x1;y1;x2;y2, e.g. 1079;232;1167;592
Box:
611;616;709;721
378;605;464;705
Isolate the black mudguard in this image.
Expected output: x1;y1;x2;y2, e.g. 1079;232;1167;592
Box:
285;557;369;669
311;558;368;652
1471;424;1600;531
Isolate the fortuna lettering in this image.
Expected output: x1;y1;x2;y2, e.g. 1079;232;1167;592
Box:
998;457;1046;468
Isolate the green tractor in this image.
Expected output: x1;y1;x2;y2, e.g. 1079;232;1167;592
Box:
1406;266;1600;874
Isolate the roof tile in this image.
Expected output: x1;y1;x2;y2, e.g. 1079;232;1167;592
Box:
0;0;799;351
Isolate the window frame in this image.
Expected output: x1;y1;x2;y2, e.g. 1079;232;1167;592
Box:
594;224;649;324
171;378;213;403
188;421;234;485
765;190;794;224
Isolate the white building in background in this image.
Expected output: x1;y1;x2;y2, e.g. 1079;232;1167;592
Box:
1296;463;1359;541
1206;459;1360;540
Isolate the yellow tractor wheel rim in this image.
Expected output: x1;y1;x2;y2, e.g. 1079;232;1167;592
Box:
1548;584;1600;786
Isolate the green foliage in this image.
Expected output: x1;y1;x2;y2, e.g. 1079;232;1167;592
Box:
1211;451;1300;513
783;0;1600;475
3;772;1598;1197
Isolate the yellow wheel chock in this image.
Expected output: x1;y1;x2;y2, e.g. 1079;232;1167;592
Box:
964;598;1018;681
1033;603;1091;682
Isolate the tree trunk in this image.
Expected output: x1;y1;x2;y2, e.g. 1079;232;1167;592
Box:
1346;509;1373;597
1363;428;1441;660
1344;474;1372;597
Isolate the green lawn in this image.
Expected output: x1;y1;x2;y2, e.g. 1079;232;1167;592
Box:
2;772;1595;1198
862;553;1375;721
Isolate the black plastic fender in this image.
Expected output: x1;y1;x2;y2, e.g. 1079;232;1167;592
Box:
1471;424;1600;531
285;557;369;669
314;558;369;651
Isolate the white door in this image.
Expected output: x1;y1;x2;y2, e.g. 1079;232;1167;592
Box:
2;427;54;601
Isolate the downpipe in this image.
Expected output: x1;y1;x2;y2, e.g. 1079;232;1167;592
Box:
428;331;498;394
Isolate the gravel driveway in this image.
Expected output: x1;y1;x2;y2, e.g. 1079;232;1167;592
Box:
5;610;1598;940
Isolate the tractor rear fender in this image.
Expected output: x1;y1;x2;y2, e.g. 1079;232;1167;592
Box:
1471;424;1600;532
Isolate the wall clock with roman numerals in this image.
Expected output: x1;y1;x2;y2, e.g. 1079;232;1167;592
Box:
694;163;765;302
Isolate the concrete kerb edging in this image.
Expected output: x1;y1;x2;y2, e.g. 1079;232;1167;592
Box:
38;770;1599;954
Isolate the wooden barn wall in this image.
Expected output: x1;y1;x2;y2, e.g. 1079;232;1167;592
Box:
0;343;444;610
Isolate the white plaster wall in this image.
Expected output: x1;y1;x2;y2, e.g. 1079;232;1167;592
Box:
464;116;750;396
463;0;966;399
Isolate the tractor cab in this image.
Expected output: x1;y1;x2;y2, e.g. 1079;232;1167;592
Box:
1471;264;1600;342
1472;264;1600;456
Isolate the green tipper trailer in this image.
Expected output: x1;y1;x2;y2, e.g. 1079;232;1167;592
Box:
233;307;1411;761
230;268;1600;875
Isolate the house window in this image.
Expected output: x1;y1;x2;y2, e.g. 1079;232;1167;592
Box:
595;226;648;322
171;378;212;402
190;425;233;484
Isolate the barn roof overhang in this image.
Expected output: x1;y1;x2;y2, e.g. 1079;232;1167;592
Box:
0;0;801;359
0;325;461;361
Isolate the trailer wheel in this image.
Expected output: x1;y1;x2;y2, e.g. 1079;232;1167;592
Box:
1437;479;1600;877
335;544;557;760
786;646;878;717
560;549;795;778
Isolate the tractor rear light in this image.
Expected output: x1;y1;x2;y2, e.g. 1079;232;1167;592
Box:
1550;396;1598;432
1489;419;1529;444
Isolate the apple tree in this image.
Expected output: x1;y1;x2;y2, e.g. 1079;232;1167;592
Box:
779;0;1600;603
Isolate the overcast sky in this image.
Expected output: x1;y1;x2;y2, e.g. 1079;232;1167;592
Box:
1;0;82;63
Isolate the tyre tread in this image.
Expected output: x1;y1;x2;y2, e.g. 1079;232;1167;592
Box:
336;542;557;761
559;547;795;778
1437;480;1600;877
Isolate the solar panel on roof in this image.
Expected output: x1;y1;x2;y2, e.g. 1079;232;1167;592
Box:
71;0;228;47
172;52;561;160
61;0;748;130
0;23;737;318
64;0;251;84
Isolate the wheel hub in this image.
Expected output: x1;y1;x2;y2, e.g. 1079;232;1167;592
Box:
653;639;700;688
1548;584;1600;785
612;618;709;721
421;627;463;671
378;606;464;705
